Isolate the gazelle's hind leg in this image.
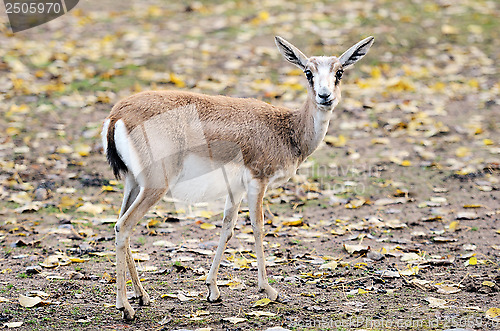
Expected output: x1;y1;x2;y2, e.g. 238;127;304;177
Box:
206;192;243;302
115;187;167;320
119;174;140;219
247;179;278;300
118;175;149;305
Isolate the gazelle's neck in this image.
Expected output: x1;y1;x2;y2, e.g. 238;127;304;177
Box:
295;97;332;161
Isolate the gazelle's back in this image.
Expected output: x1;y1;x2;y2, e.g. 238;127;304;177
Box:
104;90;305;200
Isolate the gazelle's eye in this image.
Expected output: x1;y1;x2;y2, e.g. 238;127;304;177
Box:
335;69;344;83
304;70;313;82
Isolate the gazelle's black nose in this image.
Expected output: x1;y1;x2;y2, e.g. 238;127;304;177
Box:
318;93;331;99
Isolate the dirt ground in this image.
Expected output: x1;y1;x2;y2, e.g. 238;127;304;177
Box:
0;0;499;330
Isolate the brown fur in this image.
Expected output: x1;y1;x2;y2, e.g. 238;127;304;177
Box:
106;90;317;179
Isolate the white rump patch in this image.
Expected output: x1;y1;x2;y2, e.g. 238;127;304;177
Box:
101;119;110;154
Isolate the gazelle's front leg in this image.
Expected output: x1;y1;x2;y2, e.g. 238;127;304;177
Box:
247;179;278;300
206;192;243;302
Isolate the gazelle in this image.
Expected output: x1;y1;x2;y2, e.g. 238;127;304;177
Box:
102;35;374;320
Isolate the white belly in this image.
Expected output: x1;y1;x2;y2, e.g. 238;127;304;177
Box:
168;154;246;203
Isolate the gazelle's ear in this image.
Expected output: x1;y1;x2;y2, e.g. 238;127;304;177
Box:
339;36;374;69
275;36;308;70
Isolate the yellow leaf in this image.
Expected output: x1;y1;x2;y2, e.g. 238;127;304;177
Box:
252;298;272;307
69;257;86;263
455;147;470;158
102;272;115;283
200;222;216;230
101;185;115;192
485;307;500;321
6;127;21;136
387;78;415;92
169;73;186;88
324;135;346;147
233;257;250;269
448;221;459;231
282;219;303;226
483;139;494;146
370;67;382;79
482;281;495;287
161;293;177;299
199;211;213;218
345;198;366;209
467;79;479;89
59;196;77;209
147;219;160;227
74;143;91;157
250;11;269;25
358;288;370;294
56;145;73;154
401;160;412;167
468;257;477;266
430;81;446;92
287;68;303;76
463;204;481;208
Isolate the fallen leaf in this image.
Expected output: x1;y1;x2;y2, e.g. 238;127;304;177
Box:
455;212;479;220
19;294;42;308
200;222;216;230
282;218;303;226
222;316;246;324
467;256;478;266
400;253;423;262
482;281;495;288
319;261;338;270
132;253;150;262
76;202;104;214
345;198;366;209
435;284;461;294
426;297;448;308
343;244;369;255
3;322;23;328
246;311;277;317
253;298;272;307
485;307;500;322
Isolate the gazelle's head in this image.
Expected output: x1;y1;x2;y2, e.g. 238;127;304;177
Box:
275;36;374;110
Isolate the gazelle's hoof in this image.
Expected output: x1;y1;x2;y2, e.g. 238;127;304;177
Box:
259;285;278;301
118;306;136;321
206;284;221;303
138;293;151;306
207;295;222;303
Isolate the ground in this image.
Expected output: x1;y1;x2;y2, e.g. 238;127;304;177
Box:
0;0;499;330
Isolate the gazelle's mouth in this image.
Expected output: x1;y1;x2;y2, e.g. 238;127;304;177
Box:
318;99;333;106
